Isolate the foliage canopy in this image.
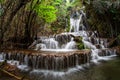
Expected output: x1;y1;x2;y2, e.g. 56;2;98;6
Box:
35;4;57;23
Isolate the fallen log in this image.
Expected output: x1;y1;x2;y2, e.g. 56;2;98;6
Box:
0;61;28;80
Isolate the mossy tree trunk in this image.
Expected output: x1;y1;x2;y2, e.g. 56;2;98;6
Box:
0;0;39;49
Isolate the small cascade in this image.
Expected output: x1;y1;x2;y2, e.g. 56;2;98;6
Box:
41;38;59;49
35;33;77;51
70;14;82;32
0;50;91;71
65;38;77;49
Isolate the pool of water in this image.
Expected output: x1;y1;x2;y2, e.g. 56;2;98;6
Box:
29;57;120;80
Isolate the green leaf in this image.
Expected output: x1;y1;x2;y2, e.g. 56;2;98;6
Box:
35;4;57;23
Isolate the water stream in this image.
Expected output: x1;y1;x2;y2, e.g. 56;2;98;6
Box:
0;10;118;80
29;57;120;80
35;10;116;62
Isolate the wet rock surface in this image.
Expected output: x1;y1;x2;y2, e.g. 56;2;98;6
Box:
0;49;91;70
114;46;120;56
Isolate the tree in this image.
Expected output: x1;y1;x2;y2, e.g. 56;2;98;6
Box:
86;0;120;37
35;4;57;23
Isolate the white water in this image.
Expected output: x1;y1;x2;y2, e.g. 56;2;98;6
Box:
40;49;76;52
70;14;82;32
35;35;77;51
41;38;59;49
0;10;117;77
33;9;117;64
31;10;117;71
65;38;77;49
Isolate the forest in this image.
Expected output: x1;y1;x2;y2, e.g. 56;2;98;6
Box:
0;0;120;49
0;0;120;80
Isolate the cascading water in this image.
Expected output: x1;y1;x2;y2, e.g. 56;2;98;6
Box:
0;9;117;78
35;33;77;51
65;38;77;49
68;10;116;63
70;14;82;32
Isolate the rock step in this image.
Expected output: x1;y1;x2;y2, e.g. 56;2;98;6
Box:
0;49;91;70
96;48;116;56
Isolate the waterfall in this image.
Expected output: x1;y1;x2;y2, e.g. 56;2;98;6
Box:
0;9;117;73
35;34;77;51
42;38;59;49
70;14;82;32
32;9;117;67
68;10;116;63
65;38;77;49
0;52;5;62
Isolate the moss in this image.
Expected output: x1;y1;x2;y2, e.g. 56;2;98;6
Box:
77;42;84;50
76;37;84;50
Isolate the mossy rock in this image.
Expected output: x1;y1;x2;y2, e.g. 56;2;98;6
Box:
74;37;84;50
